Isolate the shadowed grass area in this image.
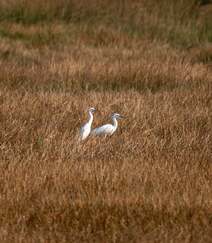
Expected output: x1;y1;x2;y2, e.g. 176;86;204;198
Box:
0;44;209;94
0;0;211;48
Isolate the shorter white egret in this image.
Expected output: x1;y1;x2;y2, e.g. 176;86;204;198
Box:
91;113;124;137
80;107;96;140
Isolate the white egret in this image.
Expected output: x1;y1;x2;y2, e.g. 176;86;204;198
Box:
91;113;124;137
80;107;96;140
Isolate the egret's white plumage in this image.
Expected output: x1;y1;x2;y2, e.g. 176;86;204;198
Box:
91;113;124;137
80;107;96;140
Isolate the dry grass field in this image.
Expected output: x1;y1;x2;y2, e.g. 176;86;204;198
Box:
0;0;212;242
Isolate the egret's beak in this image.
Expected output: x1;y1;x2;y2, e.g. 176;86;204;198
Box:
119;115;125;119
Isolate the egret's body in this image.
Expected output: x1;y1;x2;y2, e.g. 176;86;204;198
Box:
80;107;96;140
91;113;124;137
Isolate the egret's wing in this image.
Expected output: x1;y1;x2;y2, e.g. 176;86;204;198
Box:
80;124;89;140
91;124;113;135
80;125;85;135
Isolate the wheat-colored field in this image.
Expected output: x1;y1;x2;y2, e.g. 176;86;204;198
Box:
0;0;212;242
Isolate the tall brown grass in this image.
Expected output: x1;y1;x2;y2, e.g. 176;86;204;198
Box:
0;0;212;242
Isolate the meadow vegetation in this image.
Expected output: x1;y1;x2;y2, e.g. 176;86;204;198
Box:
0;0;212;242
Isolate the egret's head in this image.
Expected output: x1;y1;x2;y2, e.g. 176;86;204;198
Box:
112;113;125;119
88;107;96;114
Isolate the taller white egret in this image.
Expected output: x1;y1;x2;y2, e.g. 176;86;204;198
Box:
91;113;124;137
80;107;96;140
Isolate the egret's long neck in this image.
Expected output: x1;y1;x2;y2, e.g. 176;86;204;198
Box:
112;117;118;130
88;111;93;126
